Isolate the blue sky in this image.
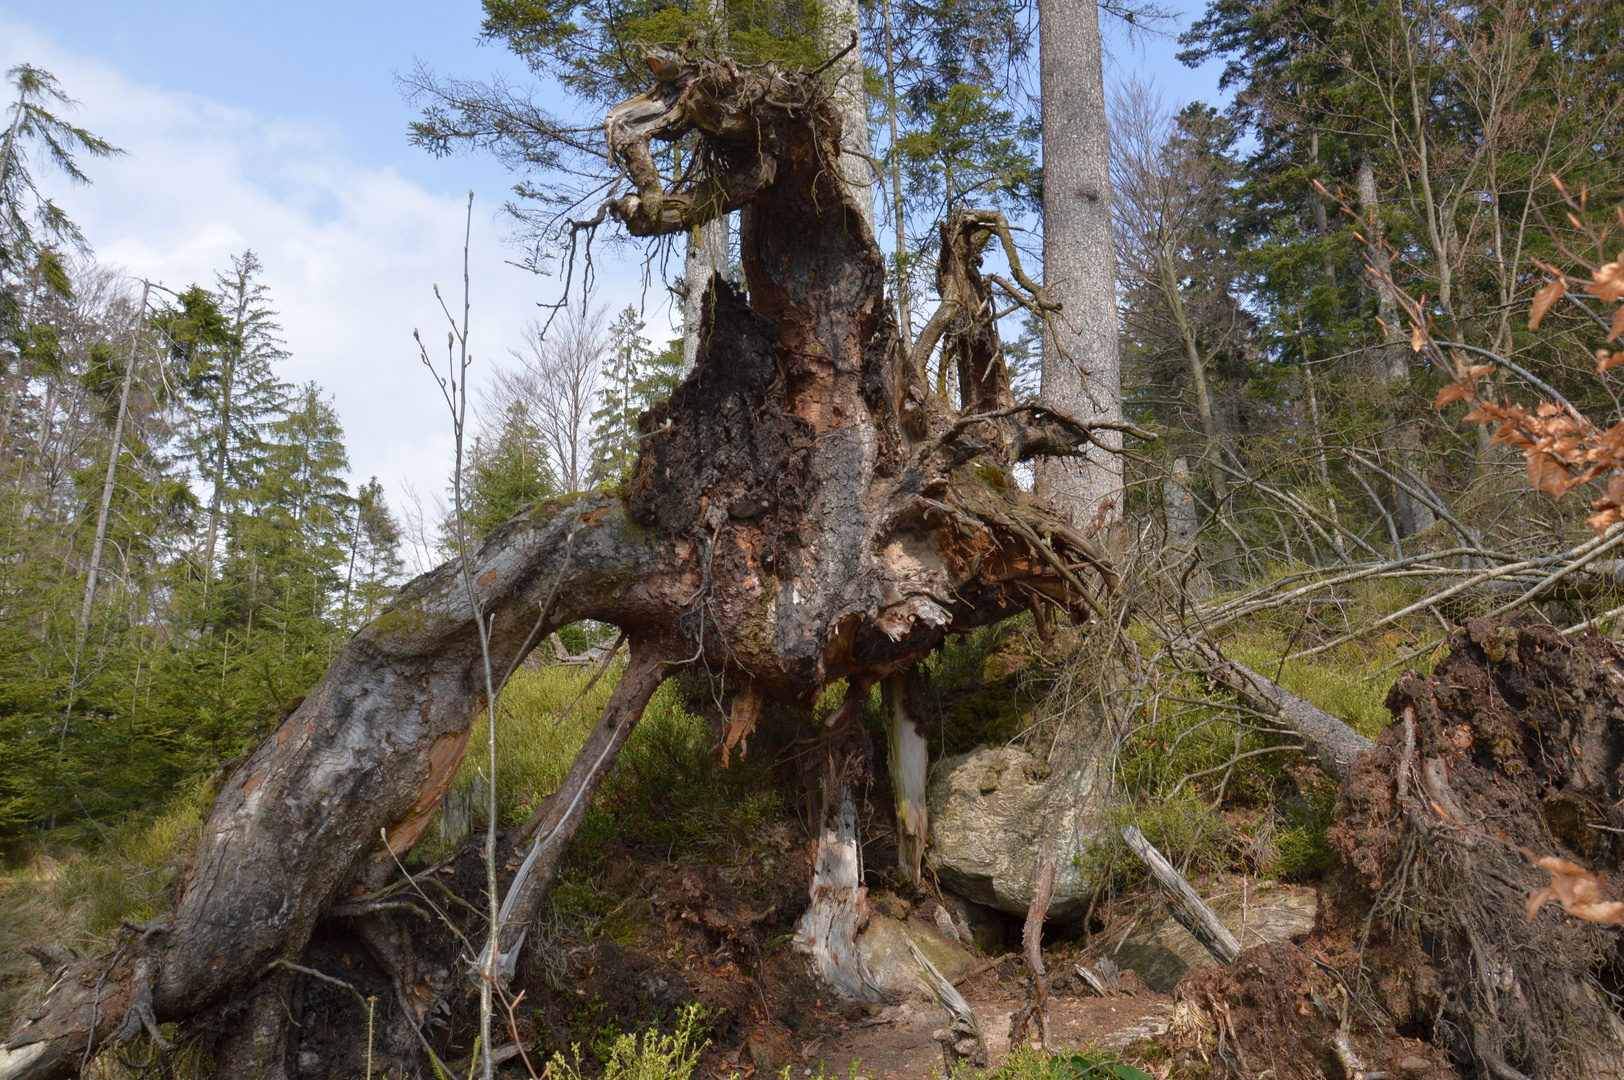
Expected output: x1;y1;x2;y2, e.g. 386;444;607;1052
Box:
2;1;1225;568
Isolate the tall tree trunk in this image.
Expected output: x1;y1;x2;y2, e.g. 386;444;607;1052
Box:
879;0;911;351
682;217;731;374
1357;149;1435;538
2;50;1130;1080
1037;0;1123;530
821;0;874;229
77;281;151;635
60;281;152;752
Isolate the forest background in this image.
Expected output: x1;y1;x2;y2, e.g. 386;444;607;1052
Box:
2;0;1623;1035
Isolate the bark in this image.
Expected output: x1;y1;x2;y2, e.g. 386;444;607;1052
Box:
682;217;730;374
1009;852;1056;1049
4;48;1131;1080
1037;0;1123;529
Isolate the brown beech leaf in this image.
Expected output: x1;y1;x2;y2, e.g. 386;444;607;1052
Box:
1599;350;1624;373
1530;277;1567;328
1588;259;1624;304
1609;304;1624;344
1411;325;1427;352
1435;383;1475;408
1524;850;1624;925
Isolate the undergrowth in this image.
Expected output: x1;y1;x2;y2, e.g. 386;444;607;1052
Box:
544;1001;711;1080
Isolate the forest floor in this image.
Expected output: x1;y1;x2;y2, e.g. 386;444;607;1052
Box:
6;619;1622;1079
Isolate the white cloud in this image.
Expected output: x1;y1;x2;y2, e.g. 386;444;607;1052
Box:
1;16;672;529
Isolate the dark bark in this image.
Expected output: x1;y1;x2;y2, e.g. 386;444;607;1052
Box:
3;47;1131;1080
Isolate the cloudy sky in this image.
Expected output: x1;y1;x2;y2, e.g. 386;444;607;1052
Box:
1;0;1223;543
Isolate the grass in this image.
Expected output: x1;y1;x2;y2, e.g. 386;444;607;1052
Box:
0;775;215;1039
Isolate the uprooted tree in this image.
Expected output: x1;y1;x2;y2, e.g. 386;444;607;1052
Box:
1;46;1142;1079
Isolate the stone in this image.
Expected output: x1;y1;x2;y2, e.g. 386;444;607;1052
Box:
925;742;1111;920
856;914;976;995
1100;882;1318;992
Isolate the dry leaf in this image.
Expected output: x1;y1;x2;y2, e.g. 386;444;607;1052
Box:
1411;325;1427;352
1599;350;1624;373
1524;850;1624;925
719;680;764;768
1530;277;1567;328
1587;260;1624;304
1609;303;1624;344
1435;383;1474;408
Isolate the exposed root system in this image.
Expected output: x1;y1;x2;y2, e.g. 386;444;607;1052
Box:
1165;618;1624;1078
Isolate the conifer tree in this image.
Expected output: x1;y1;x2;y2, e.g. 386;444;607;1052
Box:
166;252;291;582
342;477;404;629
465;397;557;539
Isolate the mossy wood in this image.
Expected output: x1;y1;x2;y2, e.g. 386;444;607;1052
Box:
1;46;1133;1080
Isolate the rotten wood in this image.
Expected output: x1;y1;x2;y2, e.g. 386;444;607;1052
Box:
1121;825;1240;965
793;686;887;1004
881;667;930;887
907;937;986;1070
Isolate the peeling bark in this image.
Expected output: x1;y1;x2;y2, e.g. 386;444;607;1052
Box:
3;46;1133;1080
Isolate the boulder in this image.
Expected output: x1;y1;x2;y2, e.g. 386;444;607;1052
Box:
925;743;1110;920
857;914;976;996
1100;882;1317;992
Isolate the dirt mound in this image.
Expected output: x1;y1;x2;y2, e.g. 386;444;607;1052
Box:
1172;943;1449;1080
1166;619;1624;1078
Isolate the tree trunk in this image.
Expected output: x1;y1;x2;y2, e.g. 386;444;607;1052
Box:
1037;0;1123;530
3;48;1131;1080
683;217;730;374
1357;149;1435;538
794;685;888;1002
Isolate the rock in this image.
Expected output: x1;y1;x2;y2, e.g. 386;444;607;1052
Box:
856;914;976;995
925;743;1111;920
936;892;1009;953
1102;882;1318;992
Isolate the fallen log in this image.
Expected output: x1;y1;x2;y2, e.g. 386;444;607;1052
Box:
1183;638;1374;785
2;44;1138;1080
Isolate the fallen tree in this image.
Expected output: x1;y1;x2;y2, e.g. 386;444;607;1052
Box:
1;45;1140;1080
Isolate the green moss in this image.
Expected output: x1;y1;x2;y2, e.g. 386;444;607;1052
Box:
969;463;1010;490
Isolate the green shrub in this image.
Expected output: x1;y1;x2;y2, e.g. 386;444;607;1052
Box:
546;1001;710;1080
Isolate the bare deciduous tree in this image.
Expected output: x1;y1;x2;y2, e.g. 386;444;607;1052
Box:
499;304;607;493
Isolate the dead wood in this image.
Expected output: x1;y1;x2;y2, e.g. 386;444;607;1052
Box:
1120;826;1240;965
908;936;986;1070
1160;618;1624;1079
1182;637;1374;785
2;43;1139;1080
1008;852;1057;1049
